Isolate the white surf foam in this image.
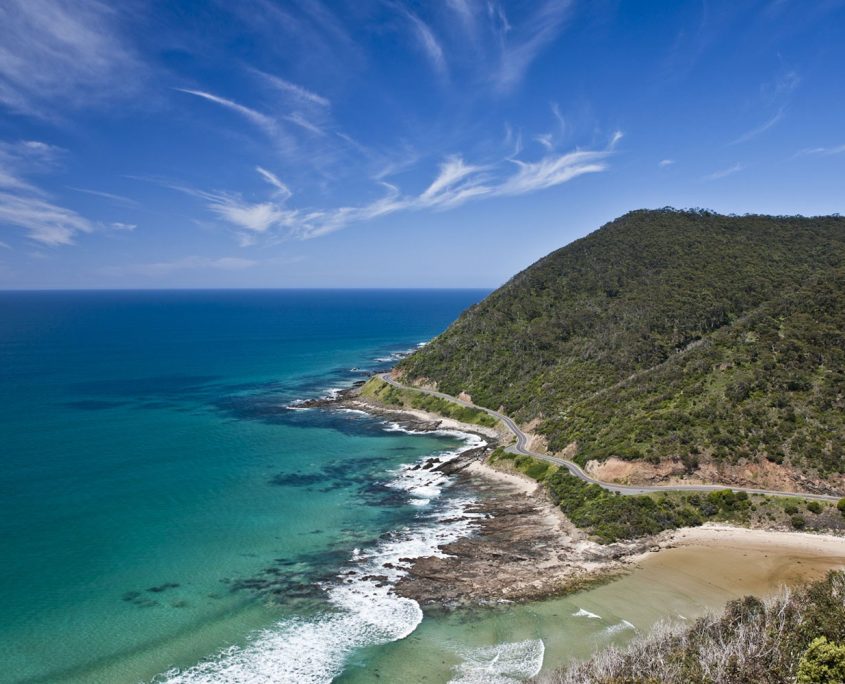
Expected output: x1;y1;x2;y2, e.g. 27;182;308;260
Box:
155;436;484;684
572;608;601;619
334;408;369;416
450;639;545;684
322;387;342;400
604;619;636;635
374;342;428;363
283;386;352;411
157;586;422;684
385;432;486;506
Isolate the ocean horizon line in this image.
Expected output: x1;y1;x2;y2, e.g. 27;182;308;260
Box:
0;286;497;294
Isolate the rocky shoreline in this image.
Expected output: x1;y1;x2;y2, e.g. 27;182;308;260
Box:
303;382;845;614
294;383;477;435
394;448;652;609
301;384;654;608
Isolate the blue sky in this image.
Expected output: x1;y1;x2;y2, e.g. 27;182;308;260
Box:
0;0;843;289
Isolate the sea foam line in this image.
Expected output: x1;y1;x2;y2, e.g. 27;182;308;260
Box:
573;608;602;619
604;619;636;635
451;639;545;684
155;434;484;684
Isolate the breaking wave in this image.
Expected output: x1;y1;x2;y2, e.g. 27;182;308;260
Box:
155;434;484;683
572;608;602;619
604;619;636;635
450;639;545;683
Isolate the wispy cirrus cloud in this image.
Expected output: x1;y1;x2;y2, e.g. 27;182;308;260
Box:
493;0;573;92
704;162;744;180
255;71;330;108
0;140;94;245
102;255;258;278
796;143;845;157
174;88;277;134
0;139;138;246
0;0;142;117
729;67;799;146
182;132;621;242
447;0;480;41
176;80;346;171
405;11;448;76
418;156;489;207
729;108;785;145
207;197;295;235
256;167;292;199
285;112;326;136
0;190;94;246
496;148;612;196
174;87;308;156
68;187;139;207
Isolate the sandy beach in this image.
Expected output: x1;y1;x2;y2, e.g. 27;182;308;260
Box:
395;448;845;608
319;389;845;610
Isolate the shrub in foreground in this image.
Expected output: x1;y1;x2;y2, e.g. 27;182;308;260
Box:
797;636;845;684
538;571;845;684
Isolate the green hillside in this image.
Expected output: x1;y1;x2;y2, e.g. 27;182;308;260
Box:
398;209;845;478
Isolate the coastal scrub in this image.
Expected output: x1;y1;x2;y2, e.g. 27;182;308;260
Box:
359;376;499;429
539;571;845;683
488;449;842;542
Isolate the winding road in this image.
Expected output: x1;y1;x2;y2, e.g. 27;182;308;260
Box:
378;373;842;503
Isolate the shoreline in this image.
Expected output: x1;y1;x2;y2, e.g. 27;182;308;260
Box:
311;386;845;610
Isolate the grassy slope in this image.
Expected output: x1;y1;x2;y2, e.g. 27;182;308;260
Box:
357;376;499;429
398;209;845;479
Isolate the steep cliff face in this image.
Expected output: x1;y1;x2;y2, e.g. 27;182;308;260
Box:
398;209;845;485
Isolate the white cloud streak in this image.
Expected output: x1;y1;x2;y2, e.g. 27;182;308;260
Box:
494;0;572;92
188;133;621;242
0;0;141;117
68;186;138;207
419;156;489;206
406;12;448;76
0;190;93;246
704;162;744;180
497;149;610;196
796;143;845;157
104;255;257;277
256;167;292;199
175;88;277;134
447;0;479;39
0;139;97;245
285;112;325;136
730;108;785;145
256;71;330;107
550;102;566;135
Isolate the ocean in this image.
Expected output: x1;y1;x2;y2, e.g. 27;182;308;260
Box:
5;289;839;684
0;289;489;683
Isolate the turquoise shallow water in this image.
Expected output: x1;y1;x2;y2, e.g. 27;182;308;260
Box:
0;290;488;683
7;290;836;684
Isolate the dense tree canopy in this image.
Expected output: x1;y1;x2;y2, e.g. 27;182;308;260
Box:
399;209;845;475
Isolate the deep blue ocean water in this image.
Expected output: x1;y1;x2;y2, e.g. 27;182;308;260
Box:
0;290;488;683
